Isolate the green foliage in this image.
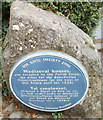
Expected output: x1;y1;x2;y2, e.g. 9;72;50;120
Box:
1;2;11;97
0;70;2;84
32;2;102;37
2;2;11;42
100;117;103;120
2;2;102;38
52;112;62;119
2;78;11;97
2;21;9;42
0;69;11;97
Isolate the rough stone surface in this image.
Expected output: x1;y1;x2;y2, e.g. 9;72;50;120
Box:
3;103;15;114
2;1;101;118
9;111;27;118
37;116;48;120
0;93;2;119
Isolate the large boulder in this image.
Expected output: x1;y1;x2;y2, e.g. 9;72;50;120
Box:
2;1;101;118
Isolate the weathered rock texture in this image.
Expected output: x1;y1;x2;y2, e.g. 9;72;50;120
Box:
2;1;101;118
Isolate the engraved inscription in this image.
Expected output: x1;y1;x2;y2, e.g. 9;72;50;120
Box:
10;52;88;111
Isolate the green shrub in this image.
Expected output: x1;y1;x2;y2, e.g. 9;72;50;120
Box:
2;2;11;42
2;2;11;97
32;2;102;37
52;112;62;119
2;2;102;39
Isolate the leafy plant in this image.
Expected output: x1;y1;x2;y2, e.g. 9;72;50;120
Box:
2;2;11;42
2;79;11;97
2;2;102;39
32;2;102;37
52;112;62;119
0;67;11;97
100;117;103;120
1;2;11;97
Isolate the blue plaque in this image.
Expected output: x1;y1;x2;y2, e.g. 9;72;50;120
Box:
10;51;89;112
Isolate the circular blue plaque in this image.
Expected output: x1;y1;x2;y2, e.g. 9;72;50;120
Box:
10;50;89;112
